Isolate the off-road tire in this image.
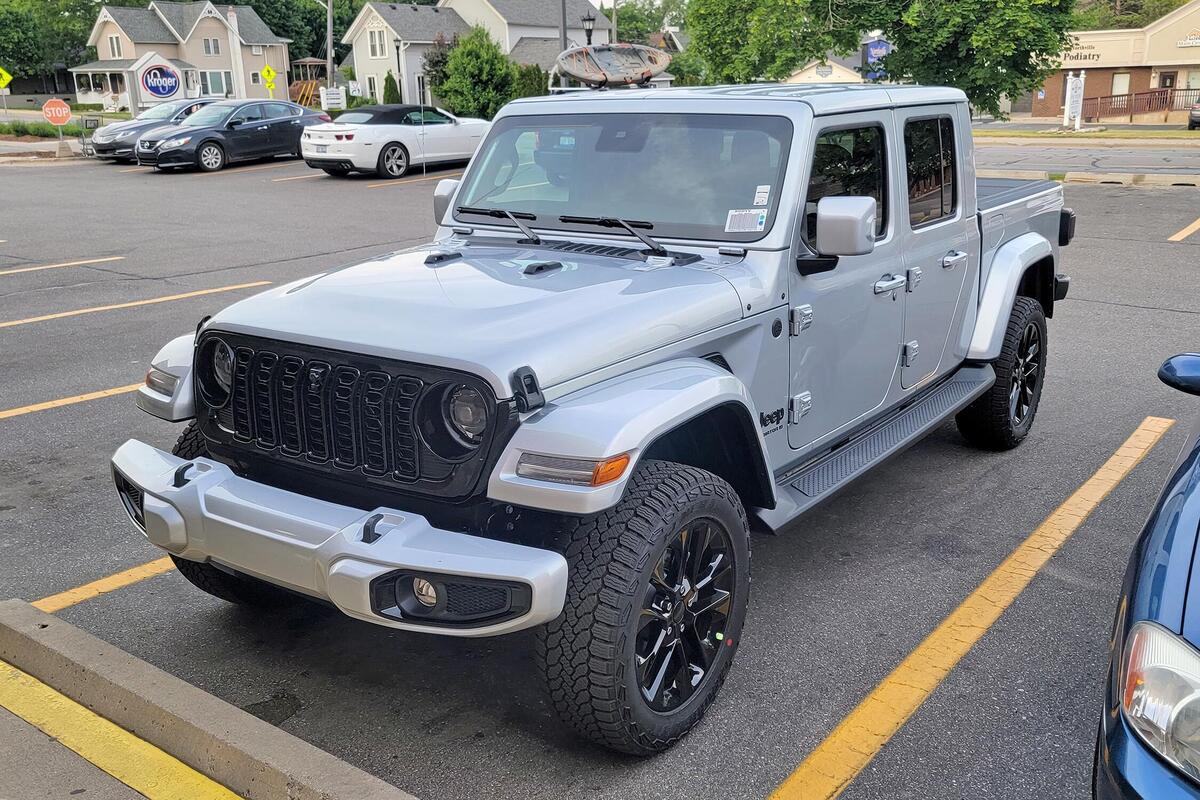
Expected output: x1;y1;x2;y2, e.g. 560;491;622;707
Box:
168;422;286;607
535;460;751;755
956;296;1047;450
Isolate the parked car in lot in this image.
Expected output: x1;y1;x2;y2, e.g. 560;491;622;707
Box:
114;84;1072;754
1095;354;1200;799
91;98;217;162
300;104;488;178
1189;103;1199;130
136;98;329;172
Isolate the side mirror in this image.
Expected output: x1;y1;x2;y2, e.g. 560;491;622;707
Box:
227;119;240;129
1159;353;1200;396
815;196;877;257
433;178;460;226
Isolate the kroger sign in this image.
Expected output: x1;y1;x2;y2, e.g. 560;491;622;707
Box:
142;65;180;98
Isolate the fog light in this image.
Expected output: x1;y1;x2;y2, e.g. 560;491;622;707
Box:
413;577;438;607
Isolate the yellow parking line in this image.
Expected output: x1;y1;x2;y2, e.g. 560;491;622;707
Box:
0;659;239;800
0;280;270;329
367;170;463;189
1169;215;1200;242
770;415;1176;800
272;173;323;182
33;558;176;613
0;255;125;277
0;384;142;421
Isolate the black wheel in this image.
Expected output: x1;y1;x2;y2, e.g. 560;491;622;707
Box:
956;295;1047;450
376;142;408;178
322;166;350;177
536;460;750;755
196;142;225;172
168;423;286;607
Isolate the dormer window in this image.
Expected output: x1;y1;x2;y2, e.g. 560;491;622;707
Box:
108;35;122;58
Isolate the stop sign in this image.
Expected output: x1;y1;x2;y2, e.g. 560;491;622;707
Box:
42;98;72;126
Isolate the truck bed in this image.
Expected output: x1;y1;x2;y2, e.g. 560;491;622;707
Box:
977;178;1060;213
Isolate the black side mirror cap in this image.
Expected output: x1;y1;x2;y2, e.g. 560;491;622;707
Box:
1159;353;1200;396
796;254;839;276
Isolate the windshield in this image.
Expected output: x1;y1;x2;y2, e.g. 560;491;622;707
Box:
182;104;234;127
137;100;188;121
454;113;793;242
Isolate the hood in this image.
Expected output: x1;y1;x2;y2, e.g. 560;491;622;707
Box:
139;122;187;140
206;243;744;398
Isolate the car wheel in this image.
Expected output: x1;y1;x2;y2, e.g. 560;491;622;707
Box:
376;143;409;179
168;423;289;607
536;460;750;755
197;142;225;172
956;295;1047;450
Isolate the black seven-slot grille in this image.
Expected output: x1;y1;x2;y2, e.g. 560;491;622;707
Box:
197;332;507;501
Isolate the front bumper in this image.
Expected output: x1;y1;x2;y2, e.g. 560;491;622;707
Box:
1095;710;1200;799
110;439;568;636
136;145;195;168
92;141;135;158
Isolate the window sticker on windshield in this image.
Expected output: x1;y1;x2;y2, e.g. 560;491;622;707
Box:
726;209;768;233
754;185;771;206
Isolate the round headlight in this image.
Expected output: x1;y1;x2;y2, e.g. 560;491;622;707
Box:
212;339;234;392
446;385;488;443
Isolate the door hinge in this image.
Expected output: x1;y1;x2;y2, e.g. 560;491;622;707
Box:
789;391;812;424
903;341;920;367
789;304;814;336
906;266;923;292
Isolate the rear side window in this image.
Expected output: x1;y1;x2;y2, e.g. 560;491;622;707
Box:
264;103;293;119
804;125;888;243
904;117;957;227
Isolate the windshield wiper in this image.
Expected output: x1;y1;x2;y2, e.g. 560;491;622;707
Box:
456;206;541;244
558;216;669;257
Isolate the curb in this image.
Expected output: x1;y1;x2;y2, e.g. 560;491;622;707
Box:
976;168;1200;186
976;168;1051;180
0;599;415;800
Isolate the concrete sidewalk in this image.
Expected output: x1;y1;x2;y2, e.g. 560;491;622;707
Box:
0;708;144;800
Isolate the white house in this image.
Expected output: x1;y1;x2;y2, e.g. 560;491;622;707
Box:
344;0;610;105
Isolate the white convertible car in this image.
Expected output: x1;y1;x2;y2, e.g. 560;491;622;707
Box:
300;104;489;179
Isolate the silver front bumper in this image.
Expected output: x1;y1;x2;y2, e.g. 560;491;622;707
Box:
111;439;568;636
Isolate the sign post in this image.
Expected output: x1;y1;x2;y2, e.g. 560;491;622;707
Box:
1062;71;1073;128
261;64;277;99
0;67;12;120
1064;71;1086;129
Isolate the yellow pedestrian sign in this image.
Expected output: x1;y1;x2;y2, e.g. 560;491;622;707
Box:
0;67;12;90
261;64;276;82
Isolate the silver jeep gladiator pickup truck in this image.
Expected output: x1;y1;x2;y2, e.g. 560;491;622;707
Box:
112;84;1072;754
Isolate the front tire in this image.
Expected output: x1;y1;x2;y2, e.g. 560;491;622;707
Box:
956;295;1047;450
196;142;225;172
536;460;750;755
376;142;409;179
168;423;286;607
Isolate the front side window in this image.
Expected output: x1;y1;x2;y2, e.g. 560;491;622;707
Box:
904;117;957;227
455;113;793;243
804;125;887;243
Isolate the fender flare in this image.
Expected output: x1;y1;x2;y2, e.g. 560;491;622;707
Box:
488;358;775;516
968;232;1053;361
135;333;196;421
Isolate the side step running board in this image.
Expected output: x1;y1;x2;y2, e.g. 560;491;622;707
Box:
756;364;996;532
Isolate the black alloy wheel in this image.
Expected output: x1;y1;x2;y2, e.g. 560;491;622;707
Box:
1010;321;1041;426
637;519;735;712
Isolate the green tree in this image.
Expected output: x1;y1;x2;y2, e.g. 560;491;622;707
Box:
666;47;707;86
605;0;663;44
422;33;458;98
383;70;402;103
0;6;44;77
512;62;549;98
438;26;515;120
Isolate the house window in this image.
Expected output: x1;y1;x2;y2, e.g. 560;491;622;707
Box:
200;70;233;96
369;29;387;59
1111;72;1130;96
416;73;428;105
204;38;221;56
367;75;378;100
251;72;261;85
904;116;958;227
252;45;263;56
108;35;122;58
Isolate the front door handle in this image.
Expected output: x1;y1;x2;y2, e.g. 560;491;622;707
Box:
873;274;907;294
942;250;968;270
256;125;268;130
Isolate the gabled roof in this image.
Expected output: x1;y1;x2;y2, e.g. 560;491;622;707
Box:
213;4;286;43
481;0;609;30
510;36;576;70
352;3;471;44
151;1;287;45
99;6;176;44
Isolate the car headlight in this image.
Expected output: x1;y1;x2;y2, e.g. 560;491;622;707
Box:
196;337;234;407
446;385;488;443
116;129;136;140
161;136;191;149
1122;621;1200;780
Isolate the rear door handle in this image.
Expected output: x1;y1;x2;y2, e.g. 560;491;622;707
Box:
942;250;968;270
256;125;268;130
873;274;907;294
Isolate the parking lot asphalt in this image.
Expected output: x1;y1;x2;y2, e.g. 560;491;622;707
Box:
973;142;1200;173
2;155;1199;800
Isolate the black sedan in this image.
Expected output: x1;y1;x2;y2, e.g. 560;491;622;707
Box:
91;98;217;162
135;98;329;172
1095;353;1200;799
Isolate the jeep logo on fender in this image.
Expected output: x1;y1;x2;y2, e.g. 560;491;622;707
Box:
759;408;785;429
141;65;180;98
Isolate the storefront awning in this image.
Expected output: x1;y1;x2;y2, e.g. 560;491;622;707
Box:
70;58;196;72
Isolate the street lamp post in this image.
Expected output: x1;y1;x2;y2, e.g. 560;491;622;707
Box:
582;10;595;46
393;37;404;103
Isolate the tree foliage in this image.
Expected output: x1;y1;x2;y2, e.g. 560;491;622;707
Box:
422;34;458;98
437;27;515;120
687;0;1075;118
512;63;549;98
383;70;402;104
604;0;663;44
0;6;45;77
1071;0;1189;29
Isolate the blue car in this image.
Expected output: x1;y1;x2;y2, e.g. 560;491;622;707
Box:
1096;354;1200;798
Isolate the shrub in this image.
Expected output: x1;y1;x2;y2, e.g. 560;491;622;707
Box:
0;120;82;137
438;26;515;120
383;71;402;104
512;63;548;98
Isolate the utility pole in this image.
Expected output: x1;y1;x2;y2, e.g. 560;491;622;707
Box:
326;0;334;88
612;0;618;42
559;0;568;88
